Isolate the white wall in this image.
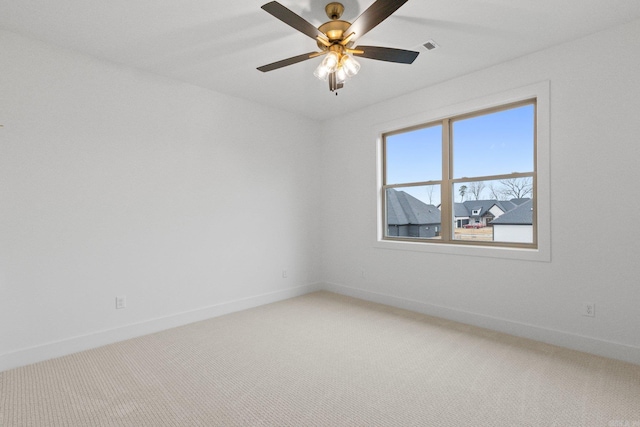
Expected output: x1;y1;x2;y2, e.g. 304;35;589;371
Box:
3;18;640;372
320;19;640;364
0;31;322;371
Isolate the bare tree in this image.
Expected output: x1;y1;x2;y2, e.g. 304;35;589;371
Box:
499;177;533;199
468;181;486;200
488;182;502;200
425;185;435;205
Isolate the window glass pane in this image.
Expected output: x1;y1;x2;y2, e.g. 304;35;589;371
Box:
452;104;534;178
385;124;442;185
386;185;441;240
453;179;533;244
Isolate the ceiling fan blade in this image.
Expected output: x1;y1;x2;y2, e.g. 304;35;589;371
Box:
354;46;419;64
345;0;409;42
257;52;317;72
261;1;326;41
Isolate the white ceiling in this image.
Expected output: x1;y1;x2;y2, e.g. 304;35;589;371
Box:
2;0;640;120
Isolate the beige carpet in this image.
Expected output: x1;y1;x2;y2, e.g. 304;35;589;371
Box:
1;291;639;426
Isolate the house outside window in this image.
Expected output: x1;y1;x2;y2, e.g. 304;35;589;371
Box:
381;99;537;249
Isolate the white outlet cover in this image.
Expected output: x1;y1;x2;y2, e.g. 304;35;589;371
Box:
116;296;127;309
582;302;595;317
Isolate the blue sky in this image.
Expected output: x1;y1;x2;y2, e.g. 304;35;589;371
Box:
385;103;534;204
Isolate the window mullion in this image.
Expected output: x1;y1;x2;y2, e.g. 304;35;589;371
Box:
441;119;452;243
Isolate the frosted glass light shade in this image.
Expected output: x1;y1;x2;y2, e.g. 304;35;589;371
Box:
322;51;340;72
314;63;331;80
341;55;360;78
314;51;341;81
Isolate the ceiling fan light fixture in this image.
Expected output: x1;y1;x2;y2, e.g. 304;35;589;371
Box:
314;51;341;81
314;62;331;81
322;51;340;72
340;54;360;78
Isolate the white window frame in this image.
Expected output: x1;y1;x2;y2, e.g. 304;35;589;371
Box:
375;82;550;262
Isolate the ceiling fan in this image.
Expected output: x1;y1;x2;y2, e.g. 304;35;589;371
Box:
257;0;419;93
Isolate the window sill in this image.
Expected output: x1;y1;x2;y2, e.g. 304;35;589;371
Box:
374;238;550;262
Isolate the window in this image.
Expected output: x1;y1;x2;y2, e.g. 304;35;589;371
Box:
381;99;538;250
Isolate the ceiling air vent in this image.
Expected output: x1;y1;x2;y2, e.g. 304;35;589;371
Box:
423;40;440;51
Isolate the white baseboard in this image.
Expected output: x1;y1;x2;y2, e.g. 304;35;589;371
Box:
322;282;640;366
0;283;322;372
4;281;637;372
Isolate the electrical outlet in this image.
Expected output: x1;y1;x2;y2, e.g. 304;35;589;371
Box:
282;270;287;278
582;302;595;317
116;296;127;309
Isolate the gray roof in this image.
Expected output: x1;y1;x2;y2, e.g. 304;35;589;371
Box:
454;198;533;218
490;199;533;225
454;202;470;217
387;190;441;225
455;199;514;218
510;198;531;206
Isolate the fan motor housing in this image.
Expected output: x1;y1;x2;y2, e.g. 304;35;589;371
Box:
318;20;350;44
